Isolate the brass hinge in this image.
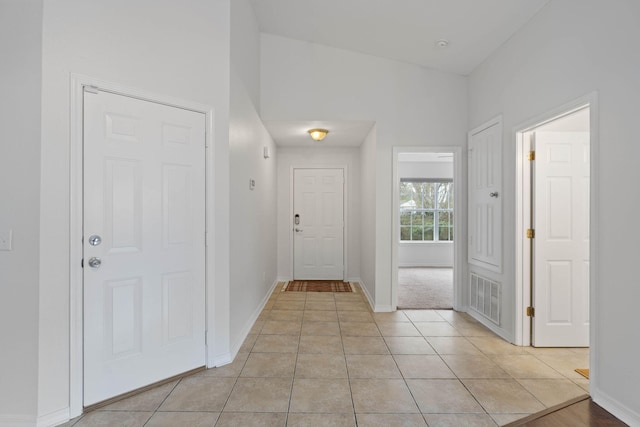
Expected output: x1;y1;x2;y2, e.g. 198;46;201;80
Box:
526;306;535;317
527;150;535;161
526;228;535;239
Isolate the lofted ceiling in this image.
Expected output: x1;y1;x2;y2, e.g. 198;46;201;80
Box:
250;0;550;76
250;0;551;147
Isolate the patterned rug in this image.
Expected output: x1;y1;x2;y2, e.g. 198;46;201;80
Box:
284;280;353;292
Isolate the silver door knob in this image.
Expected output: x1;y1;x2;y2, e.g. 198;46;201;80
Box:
489;192;499;198
295;228;303;232
88;257;102;268
88;235;102;246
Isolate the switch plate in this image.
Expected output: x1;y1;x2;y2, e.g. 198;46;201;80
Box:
0;230;12;251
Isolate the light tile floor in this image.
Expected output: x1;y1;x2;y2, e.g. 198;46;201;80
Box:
63;283;589;426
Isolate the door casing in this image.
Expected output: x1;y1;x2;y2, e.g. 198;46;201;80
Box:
69;74;216;418
514;93;598;357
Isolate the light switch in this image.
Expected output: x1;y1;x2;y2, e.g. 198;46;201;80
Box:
0;230;12;251
249;178;256;191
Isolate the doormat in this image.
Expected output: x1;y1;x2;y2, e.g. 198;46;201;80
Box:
575;368;590;379
284;280;353;292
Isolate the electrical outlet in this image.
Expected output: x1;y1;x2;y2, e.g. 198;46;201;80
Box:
249;178;256;190
0;230;12;251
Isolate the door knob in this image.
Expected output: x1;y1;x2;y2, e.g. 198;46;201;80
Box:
489;192;499;198
88;257;102;268
295;228;303;232
88;235;102;246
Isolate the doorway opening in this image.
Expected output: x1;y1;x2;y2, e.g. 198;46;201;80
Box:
516;97;595;349
392;147;463;310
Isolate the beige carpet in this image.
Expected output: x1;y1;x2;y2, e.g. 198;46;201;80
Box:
397;267;453;309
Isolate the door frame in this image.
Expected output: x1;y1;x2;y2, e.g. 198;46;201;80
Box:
391;146;464;311
289;166;348;281
514;92;599;350
69;74;215;417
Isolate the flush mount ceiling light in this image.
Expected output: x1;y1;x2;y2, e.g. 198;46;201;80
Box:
435;39;450;49
307;128;329;141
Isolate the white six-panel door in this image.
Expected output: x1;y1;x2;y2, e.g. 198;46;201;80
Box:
83;90;206;405
533;130;590;347
293;169;344;280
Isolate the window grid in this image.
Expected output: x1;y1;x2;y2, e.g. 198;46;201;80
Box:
400;181;453;241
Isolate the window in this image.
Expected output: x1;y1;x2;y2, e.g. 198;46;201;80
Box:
400;179;453;241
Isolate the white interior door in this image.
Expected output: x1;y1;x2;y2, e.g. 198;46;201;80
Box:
293;169;344;280
533;129;590;347
83;89;206;405
468;121;502;272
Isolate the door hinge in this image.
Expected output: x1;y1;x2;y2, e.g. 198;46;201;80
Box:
526;228;535;239
81;258;84;268
526;306;535;317
527;150;535;161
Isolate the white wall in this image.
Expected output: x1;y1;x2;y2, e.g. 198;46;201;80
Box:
277;147;361;281
261;34;467;310
0;1;42;424
359;127;377;304
38;0;231;423
468;0;640;423
229;0;278;356
398;161;454;267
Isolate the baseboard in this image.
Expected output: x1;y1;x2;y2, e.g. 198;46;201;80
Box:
398;264;453;268
228;279;281;362
37;408;70;427
591;386;640;426
466;309;513;343
357;278;375;311
0;414;36;427
212;352;232;368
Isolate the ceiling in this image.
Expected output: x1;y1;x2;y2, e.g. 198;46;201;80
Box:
263;120;375;147
250;0;550;76
251;0;551;148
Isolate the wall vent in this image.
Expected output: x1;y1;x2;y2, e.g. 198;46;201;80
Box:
469;273;501;325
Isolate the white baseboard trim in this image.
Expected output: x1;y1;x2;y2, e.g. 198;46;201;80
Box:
398;264;454;268
228;279;281;363
0;414;36;427
37;408;70;427
465;309;513;343
212;352;232;368
591;387;640;426
357;278;376;311
374;304;394;312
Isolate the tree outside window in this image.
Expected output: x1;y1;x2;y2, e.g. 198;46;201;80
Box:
400;179;453;241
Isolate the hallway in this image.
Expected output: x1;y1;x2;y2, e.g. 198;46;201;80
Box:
64;283;589;426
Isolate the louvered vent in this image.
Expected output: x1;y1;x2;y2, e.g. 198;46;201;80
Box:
469;273;500;325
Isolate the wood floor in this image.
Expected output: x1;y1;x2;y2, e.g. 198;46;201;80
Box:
506;396;628;426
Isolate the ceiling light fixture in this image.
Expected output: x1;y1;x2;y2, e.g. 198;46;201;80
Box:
307;128;329;141
435;39;449;49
